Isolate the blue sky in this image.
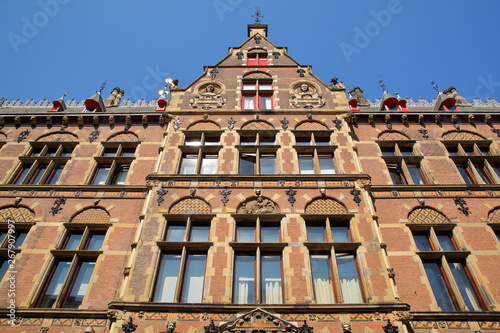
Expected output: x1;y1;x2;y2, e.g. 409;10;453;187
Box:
1;0;500;103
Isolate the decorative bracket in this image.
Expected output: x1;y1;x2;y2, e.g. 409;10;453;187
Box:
286;187;297;205
173;119;182;131
227;117;236;130
454;196;470;216
350;188;361;205
236;52;244;59
122;317;138;333
333;118;342;130
272;51;281;59
280;117;289;130
220;187;231;206
50;196;66;216
297;68;306;77
210;68;219;80
156;186;168;206
17;129;30;143
253;35;261;44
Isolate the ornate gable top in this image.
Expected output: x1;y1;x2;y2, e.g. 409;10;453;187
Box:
220;308;299;333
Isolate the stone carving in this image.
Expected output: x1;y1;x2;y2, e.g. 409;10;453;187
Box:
190;83;226;110
220;309;297;333
237;197;280;214
290;83;325;109
392;311;412;322
166;321;177;333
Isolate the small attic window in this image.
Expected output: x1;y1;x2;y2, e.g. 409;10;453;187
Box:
248;53;268;66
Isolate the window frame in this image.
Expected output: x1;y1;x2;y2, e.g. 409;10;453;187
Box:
178;131;223;175
241;78;274;110
247;53;269;66
378;140;428;185
36;222;109;309
91;142;138;185
236;130;279;175
409;224;486;311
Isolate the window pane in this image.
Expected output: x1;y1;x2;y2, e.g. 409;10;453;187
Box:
437;234;455;251
204;136;220;146
181;254;206;302
240;153;256;174
0;260;9;281
39;261;71;308
388;164;405;184
381;146;395;156
185;136;202;146
240;135;256;145
14;167;30;184
475;165;491;184
307;226;325;242
423;262;456;311
13;231;28;248
399;147;413;156
31;147;43;156
259;134;275;145
299;156;314;174
154;254;181;302
331;226;350;242
0;231;7;243
462;145;475;156
63;261;95;308
180;156;197;174
296;136;311;145
310;254;334;303
190;225;209;241
86;233;105;251
92;166;111;185
244;96;255;110
261;226;279;242
113;164;129;185
314;136;330;145
319;156;335;174
46;147;58;157
448;262;482;311
64;233;83;250
413;234;432;251
120;148;136;157
243;83;255;90
457;165;474;184
237;226;255;242
337;253;363;303
447;146;459;156
259;83;272;90
261;96;272;110
166;225;186;241
46;164;63;185
260;155;276;174
234;254;255;304
30;166;47;184
408;166;425;185
262;255;282;304
103;147;118;156
200;155;218;174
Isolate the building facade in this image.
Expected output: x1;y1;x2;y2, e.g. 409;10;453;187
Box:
0;23;499;333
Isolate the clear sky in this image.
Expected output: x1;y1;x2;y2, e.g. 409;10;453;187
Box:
1;0;500;103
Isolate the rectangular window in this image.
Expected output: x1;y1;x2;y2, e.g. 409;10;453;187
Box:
310;254;334;303
234;254;255;304
237;225;255;242
448;262;482;311
260;96;272;110
38;261;72;308
408;165;425;185
318;154;335;174
457;164;474;184
260;154;276;174
179;155;197;174
261;255;282;304
307;225;326;242
336;253;363;303
154;254;181;302
331;226;350;242
243;96;255;110
63;261;95;308
181;254;207;302
92;165;111;185
299;155;314;174
240;153;256;174
200;154;218;174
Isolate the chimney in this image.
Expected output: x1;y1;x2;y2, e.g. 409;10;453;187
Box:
105;87;125;107
348;86;370;107
443;86;471;107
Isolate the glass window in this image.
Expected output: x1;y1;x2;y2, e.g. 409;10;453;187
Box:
14;167;30;184
181;254;207;302
234;254;255;304
448;262;482;311
319;155;335;174
92;165;111;185
261;255;282;304
408;165;425;185
413;233;432;251
457;165;474;184
112;164;129;185
388;164;405;184
190;225;209;241
240;153;256;174
237;226;255;242
86;233;105;251
336;253;363;303
437;233;455;251
331;226;350;242
310;254;334;303
307;225;325;242
261;226;279;242
261;96;272;110
64;233;83;250
243;96;255;110
166;225;186;241
154;254;181;302
63;261;95;308
179;155;197;174
299;155;314;174
0;260;9;281
38;261;71;308
200;155;218;174
260;155;276;174
423;262;455;311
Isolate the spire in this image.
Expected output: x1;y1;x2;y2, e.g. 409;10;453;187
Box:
248;6;268;37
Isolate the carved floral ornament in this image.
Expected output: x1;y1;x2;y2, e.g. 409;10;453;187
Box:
290;82;325;109
190;83;226;110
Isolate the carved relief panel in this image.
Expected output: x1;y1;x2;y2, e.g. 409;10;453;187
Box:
190;83;226;110
290;82;325;109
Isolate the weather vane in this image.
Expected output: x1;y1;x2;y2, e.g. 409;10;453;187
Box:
252;6;264;24
378;78;388;93
430;79;441;94
98;81;107;93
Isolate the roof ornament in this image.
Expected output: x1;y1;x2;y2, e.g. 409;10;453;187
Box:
252;6;264;24
159;74;174;98
430;79;442;94
394;90;402;99
98;81;107;94
378;77;388;94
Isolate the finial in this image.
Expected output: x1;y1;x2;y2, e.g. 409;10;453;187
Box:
252;6;264;24
378;78;388;94
394;90;401;99
430;79;441;94
98;81;107;94
60;92;68;99
159;74;174;98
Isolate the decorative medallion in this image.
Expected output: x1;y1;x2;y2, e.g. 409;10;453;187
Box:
290;83;325;109
190;83;226;110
